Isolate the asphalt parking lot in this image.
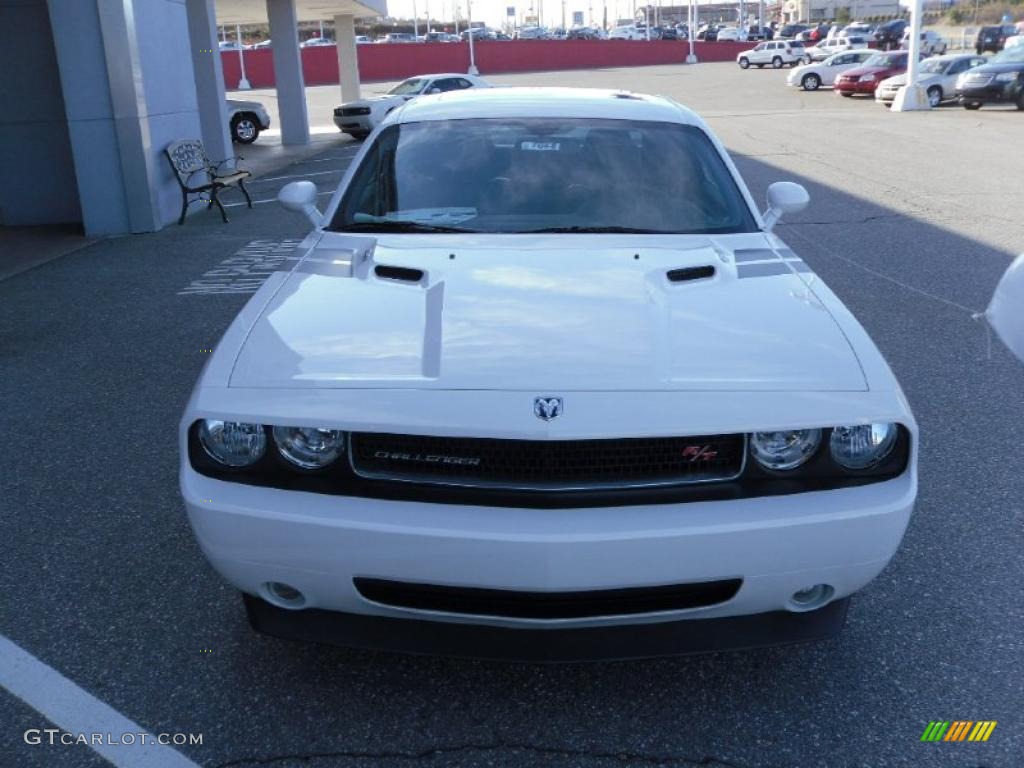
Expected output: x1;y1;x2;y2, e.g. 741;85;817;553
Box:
2;61;1022;768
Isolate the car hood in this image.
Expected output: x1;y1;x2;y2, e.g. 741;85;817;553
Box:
226;99;265;110
882;72;941;86
842;64;901;77
228;236;867;392
970;62;1024;74
344;94;408;108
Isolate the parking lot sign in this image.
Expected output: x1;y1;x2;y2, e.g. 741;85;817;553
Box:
573;11;584;24
507;6;515;15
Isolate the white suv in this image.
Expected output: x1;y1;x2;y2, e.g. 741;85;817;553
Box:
737;40;808;69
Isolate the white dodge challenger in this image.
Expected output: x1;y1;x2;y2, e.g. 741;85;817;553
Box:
181;87;917;660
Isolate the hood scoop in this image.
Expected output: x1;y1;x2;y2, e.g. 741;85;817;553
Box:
375;264;425;283
667;265;716;283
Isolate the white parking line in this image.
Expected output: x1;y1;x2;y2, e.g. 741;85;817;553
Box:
297;152;360;163
252;168;344;184
222;190;333;208
0;634;200;768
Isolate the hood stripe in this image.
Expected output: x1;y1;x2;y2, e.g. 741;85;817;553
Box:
737;259;811;278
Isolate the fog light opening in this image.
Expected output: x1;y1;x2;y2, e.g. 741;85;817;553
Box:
788;584;834;612
263;581;307;609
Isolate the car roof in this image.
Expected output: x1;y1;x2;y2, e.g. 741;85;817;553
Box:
401;73;477;80
394;87;701;125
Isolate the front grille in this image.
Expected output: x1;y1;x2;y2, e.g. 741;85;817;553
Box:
354;577;742;619
349;432;745;490
962;74;993;87
334;106;371;116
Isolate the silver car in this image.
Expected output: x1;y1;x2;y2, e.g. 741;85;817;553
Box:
332;73;490;140
875;53;987;107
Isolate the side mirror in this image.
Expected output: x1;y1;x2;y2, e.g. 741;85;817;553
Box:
763;181;809;231
427;87;442;94
278;181;323;227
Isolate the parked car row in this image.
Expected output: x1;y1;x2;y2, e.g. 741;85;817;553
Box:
783;46;1024;111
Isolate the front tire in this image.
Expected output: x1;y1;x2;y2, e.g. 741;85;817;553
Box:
927;86;942;108
772;56;783;68
802;73;821;91
230;114;260;144
739;57;750;69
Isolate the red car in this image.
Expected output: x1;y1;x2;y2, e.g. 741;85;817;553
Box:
834;51;911;96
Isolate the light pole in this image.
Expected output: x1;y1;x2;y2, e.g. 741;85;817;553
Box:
892;0;927;109
235;24;251;90
686;0;697;62
466;0;478;74
414;0;419;37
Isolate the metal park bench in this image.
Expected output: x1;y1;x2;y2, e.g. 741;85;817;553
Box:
165;139;253;225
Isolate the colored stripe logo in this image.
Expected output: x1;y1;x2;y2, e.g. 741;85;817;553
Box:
921;721;996;742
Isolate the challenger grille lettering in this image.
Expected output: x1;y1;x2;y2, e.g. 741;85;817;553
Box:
681;445;719;463
374;450;482;467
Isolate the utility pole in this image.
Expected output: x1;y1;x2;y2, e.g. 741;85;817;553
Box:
413;0;419;36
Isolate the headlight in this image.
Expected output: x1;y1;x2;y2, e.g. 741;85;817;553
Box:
750;429;822;471
829;423;898;469
198;420;266;467
859;74;876;82
994;72;1018;82
272;426;347;469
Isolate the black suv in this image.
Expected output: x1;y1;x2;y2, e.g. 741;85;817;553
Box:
779;23;808;39
874;19;908;51
975;25;1018;54
956;46;1024;110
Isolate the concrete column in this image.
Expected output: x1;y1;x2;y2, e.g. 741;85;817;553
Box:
186;0;232;163
335;13;361;103
48;0;210;233
267;0;309;145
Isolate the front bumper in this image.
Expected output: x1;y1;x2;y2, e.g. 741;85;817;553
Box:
182;461;915;655
332;114;374;134
875;85;901;104
957;83;1021;103
245;592;852;661
836;79;878;94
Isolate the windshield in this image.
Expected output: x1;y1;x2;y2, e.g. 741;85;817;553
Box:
992;46;1024;63
920;59;949;74
387;78;425;95
330;118;758;235
864;52;905;67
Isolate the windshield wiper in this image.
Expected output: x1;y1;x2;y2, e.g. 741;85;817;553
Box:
524;226;673;234
335;221;476;233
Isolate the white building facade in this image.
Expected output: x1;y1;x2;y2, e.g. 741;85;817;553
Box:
0;0;384;236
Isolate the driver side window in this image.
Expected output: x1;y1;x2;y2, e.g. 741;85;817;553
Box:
431;78;462;93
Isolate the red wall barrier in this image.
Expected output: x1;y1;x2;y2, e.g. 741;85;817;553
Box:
220;40;752;90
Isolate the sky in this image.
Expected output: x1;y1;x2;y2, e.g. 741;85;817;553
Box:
378;0;659;30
